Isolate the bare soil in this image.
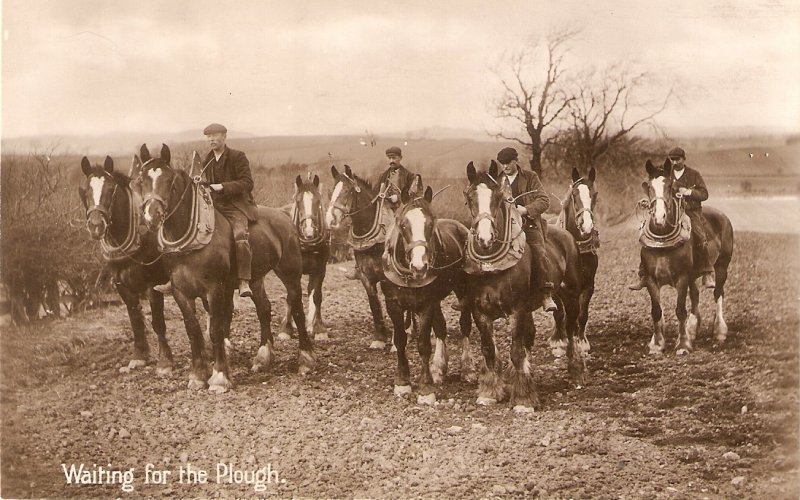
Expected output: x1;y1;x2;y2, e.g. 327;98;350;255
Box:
1;226;798;498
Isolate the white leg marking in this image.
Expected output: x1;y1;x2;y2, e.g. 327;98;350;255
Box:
715;296;728;340
431;338;447;384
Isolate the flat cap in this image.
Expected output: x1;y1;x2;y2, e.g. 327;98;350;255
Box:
385;146;402;157
203;123;227;135
668;147;686;159
496;147;519;165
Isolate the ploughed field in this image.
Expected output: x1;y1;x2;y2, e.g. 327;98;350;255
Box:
1;225;798;498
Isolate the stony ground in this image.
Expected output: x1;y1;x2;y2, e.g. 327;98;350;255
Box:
1;225;798;498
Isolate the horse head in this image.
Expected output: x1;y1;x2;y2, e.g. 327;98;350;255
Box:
326;164;374;229
136;143;179;231
79;155;123;240
568;167;598;238
465;160;508;251
396;174;435;279
293;173;325;241
643;159;675;228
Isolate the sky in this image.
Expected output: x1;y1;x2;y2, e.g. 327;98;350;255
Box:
2;0;799;139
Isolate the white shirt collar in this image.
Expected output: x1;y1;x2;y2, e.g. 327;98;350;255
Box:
213;147;225;162
673;167;685;180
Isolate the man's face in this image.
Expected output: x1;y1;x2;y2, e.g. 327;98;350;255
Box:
501;159;517;175
387;154;402;167
206;133;227;151
670;156;685;170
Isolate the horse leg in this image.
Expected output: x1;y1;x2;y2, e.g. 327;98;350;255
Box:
563;290;587;387
686;279;701;349
549;299;567;359
416;306;437;405
207;285;233;393
308;270;328;340
250;278;275;373
361;274;388;349
172;288;209;390
277;295;295;341
387;300;411;397
393;311;414;353
646;281;666;355
507;309;537;412
280;271;315;374
457;298;476;384
116;282;149;369
147;288;173;376
577;254;598;355
475;312;505;405
713;253;731;342
675;277;692;355
429;304;449;385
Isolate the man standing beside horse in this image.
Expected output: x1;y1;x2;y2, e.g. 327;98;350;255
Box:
630;146;715;290
154;123;257;298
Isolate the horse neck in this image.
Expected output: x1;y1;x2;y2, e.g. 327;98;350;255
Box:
108;182;131;243
350;188;380;236
563;195;580;237
161;171;194;240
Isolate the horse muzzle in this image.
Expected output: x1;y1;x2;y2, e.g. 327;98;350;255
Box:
325;207;343;229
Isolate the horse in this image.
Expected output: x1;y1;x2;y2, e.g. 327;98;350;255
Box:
639;159;734;354
549;167;599;358
134;144;313;393
381;175;475;404
278;174;330;341
463;160;585;411
325;164;395;349
78;155;173;374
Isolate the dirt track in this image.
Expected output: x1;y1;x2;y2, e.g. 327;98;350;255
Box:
1;226;798;498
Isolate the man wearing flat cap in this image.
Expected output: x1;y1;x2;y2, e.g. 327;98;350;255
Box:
345;146;416;280
630;146;715;290
497;146;557;312
203;123;259;297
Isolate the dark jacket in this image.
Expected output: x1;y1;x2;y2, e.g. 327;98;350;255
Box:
377;163;416;210
505;167;550;230
205;146;258;221
671;165;708;212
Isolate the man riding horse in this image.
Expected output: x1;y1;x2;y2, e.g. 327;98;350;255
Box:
155;123;257;298
630;146;716;290
496;147;557;312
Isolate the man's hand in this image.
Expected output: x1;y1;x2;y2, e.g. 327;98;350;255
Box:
210;184;223;192
677;187;692;197
389;194;399;203
515;205;528;216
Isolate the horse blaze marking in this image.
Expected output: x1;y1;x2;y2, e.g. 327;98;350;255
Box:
302;192;314;235
652;177;666;224
90;177;105;207
326;181;344;226
577;184;593;234
406;207;426;269
144;168;163;222
476;183;492;244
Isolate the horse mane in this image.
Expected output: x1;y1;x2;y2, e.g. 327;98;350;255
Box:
110;170;131;187
352;174;375;193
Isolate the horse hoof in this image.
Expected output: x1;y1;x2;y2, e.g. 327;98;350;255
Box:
277;332;291;341
128;359;147;370
551;347;566;358
417;393;436;405
207;370;231;391
315;332;329;341
156;366;173;377
477;397;498;406
208;384;229;395
187;377;206;390
297;350;315;375
224;338;232;349
676;348;690;356
369;340;386;350
513;405;535;414
394;385;412;397
390;344;397;353
648;345;664;356
461;371;477;384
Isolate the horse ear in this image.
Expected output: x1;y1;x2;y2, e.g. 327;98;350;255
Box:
571;167;580;183
330;165;340;179
313;174;320;187
189;151;202;176
81;157;91;176
663;160;672;178
344;164;353;178
400;184;411;204
295;175;303;192
103;156;114;173
130;155;143;178
78;187;88;210
161;144;171;165
642;181;650;195
140;144;151;162
466;161;476;183
424;186;433;203
410;174;422;196
489;160;498;179
645;160;656;178
588;167;596;183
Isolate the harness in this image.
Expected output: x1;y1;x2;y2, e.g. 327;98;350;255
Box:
463;192;526;275
291;198;329;252
331;178;395;251
557;178;600;254
85;174;148;263
638;192;691;248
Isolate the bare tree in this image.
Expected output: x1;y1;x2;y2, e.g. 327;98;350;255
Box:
490;27;580;176
562;63;673;171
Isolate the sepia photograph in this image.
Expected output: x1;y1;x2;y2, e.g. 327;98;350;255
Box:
1;0;798;497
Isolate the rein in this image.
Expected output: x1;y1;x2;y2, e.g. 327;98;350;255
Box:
291;198;328;249
558;180;599;254
641;192;685;241
466;197;523;263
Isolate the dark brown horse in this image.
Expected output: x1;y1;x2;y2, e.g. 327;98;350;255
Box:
549;167;598;358
639;159;734;354
135;144;313;393
325;164;395;349
463;161;584;411
79;156;172;373
278;174;330;340
381;176;475;404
